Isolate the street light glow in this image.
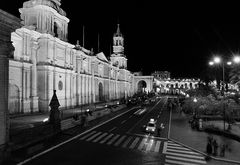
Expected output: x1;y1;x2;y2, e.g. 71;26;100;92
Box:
233;56;240;63
213;56;221;64
209;61;214;66
227;61;232;65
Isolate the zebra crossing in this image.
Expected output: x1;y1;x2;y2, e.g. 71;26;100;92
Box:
163;140;207;165
78;130;163;153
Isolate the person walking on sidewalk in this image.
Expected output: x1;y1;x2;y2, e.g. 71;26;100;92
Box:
212;139;218;156
206;141;212;155
207;135;213;146
220;144;226;157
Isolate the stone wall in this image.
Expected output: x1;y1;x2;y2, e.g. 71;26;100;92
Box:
0;9;21;162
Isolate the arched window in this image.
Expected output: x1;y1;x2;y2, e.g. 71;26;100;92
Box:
54;22;59;38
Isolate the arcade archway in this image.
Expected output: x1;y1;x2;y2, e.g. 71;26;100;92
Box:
137;80;147;93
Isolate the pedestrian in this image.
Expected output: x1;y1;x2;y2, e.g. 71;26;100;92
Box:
157;127;161;136
206;141;212;155
207;135;213;145
212;139;218;156
220;144;226;157
81;114;86;127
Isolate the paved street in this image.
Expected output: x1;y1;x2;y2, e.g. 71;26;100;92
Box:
13;96;210;165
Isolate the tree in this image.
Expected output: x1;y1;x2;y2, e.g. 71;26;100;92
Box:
229;65;240;89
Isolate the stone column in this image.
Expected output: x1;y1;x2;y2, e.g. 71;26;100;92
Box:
85;76;87;104
81;75;84;105
89;76;92;103
30;41;39;112
92;76;95;103
0;41;12;162
79;74;82;105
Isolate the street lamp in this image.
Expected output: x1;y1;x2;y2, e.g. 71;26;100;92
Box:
209;55;240;131
193;98;197;116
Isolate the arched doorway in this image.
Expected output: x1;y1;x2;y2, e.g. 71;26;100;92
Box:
137;80;147;93
99;82;104;101
8;84;20;114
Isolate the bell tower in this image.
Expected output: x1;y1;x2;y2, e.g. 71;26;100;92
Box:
19;0;69;41
113;24;124;54
111;24;127;69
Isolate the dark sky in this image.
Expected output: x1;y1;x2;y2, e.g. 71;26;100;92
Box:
2;1;240;79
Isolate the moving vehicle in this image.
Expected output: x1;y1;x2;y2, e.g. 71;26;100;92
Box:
145;118;157;133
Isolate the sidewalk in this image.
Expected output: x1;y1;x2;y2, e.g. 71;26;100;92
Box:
204;120;240;137
10;100;119;132
170;109;240;164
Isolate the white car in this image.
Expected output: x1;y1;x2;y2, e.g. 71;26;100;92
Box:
145;118;157;133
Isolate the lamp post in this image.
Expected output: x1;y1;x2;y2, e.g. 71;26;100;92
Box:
209;55;240;131
193;97;197;116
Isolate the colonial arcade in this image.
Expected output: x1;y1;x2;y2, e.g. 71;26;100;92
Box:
8;0;135;114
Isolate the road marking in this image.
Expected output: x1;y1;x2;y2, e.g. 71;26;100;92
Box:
92;132;108;143
154;141;161;153
166;159;198;165
166;149;202;155
100;133;114;144
146;139;154;151
167;145;191;151
163;141;167;154
17;106;137;165
109;127;117;132
79;131;96;140
114;135;126;146
129;137;140;149
86;132;102;141
137;138;147;150
166;152;205;160
168;146;191;151
121;120;126;124
122;136;132;148
107;134;120;145
166;155;206;164
167;142;183;147
129;133;167;140
167;149;201;155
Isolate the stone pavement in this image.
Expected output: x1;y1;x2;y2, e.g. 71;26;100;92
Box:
170;108;240;165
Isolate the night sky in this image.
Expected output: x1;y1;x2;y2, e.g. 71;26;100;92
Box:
2;1;240;79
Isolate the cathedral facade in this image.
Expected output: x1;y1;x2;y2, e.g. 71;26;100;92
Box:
9;0;135;114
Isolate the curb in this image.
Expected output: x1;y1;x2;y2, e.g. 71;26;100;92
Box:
168;137;240;165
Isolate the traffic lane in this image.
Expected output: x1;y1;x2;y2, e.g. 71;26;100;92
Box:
125;97;168;136
24;135;165;165
108;97;166;134
154;105;170;138
94;105;142;132
93;98;164;135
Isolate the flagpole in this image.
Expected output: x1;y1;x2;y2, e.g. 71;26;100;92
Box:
97;33;100;52
83;26;85;47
